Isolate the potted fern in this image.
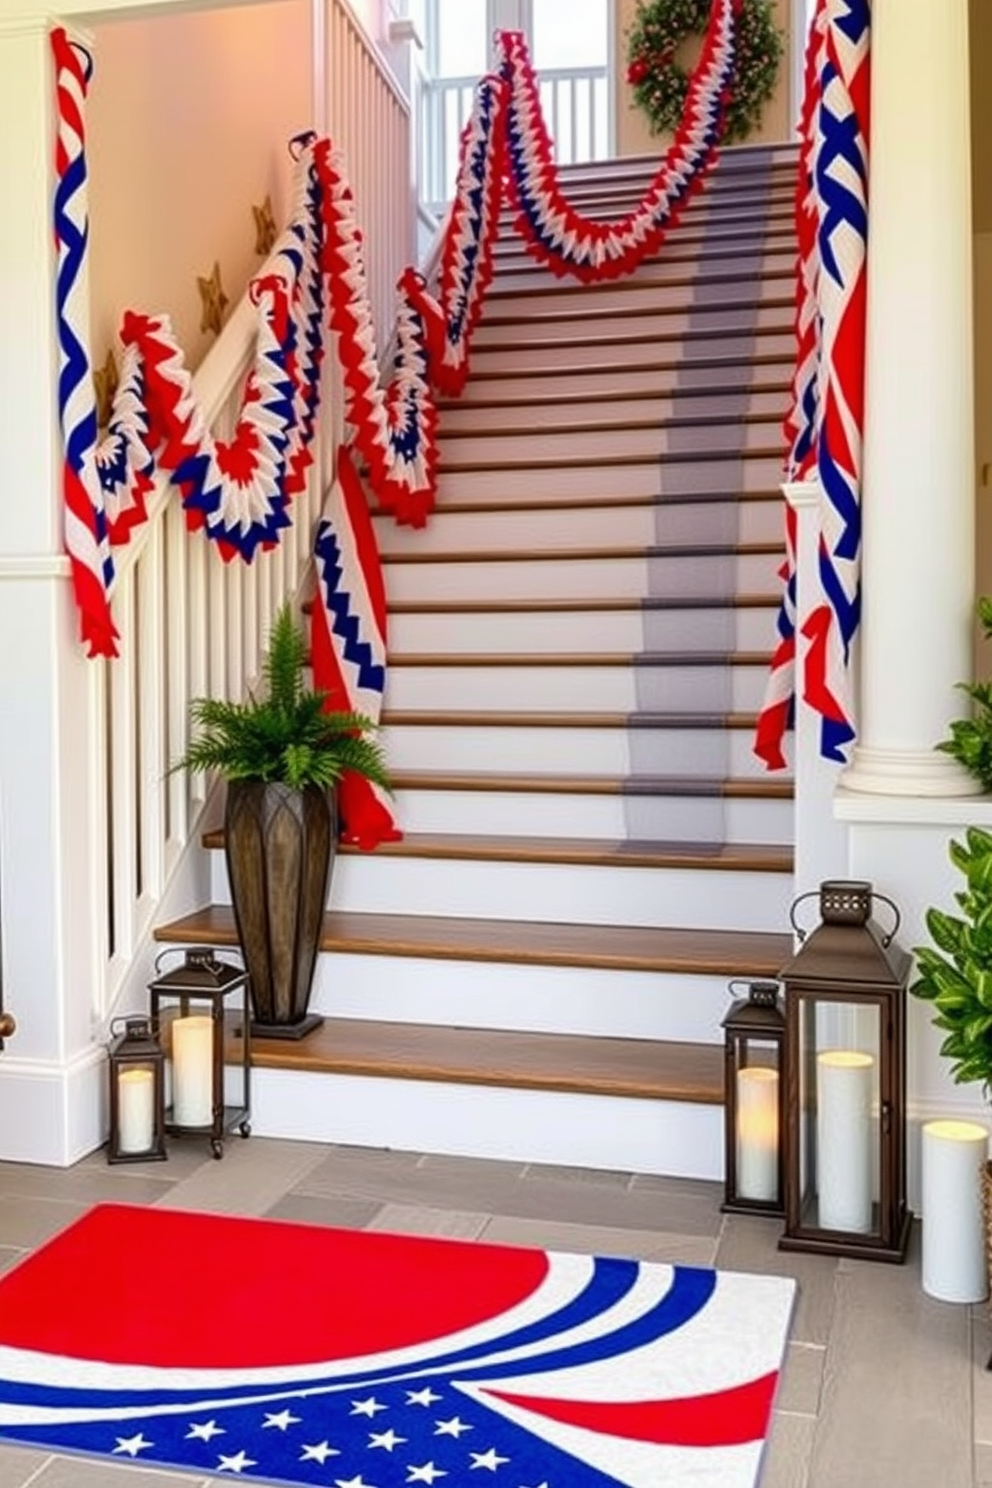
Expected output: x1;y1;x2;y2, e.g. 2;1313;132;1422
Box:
177;604;391;1039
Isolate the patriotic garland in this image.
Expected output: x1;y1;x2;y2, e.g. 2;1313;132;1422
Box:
53;6;742;658
754;0;870;770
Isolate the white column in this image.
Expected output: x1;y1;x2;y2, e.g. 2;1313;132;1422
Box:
842;0;978;797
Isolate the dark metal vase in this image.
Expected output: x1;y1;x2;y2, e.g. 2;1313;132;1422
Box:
224;781;334;1039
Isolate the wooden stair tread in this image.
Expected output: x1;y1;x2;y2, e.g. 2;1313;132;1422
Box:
200;828;791;871
379;490;783;518
472;324;791;356
388;769;791;799
483;266;794;303
386;595;779;615
380;708;764;729
478;293;793;328
384;540;783;564
437;409;785;440
435;449;784;475
155;903;791;980
468;350;792;381
248;1019;724;1105
386;650;771;668
436;381;792;413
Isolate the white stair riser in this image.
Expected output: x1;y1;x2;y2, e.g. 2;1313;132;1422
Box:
248;1068;724;1181
468;332;795;373
439;387;789;433
379;499;782;557
459;360;792;405
382;723;790;780
488;248;796;297
473;302;792;350
388;604;777;654
385;662;771;713
438;419;778;471
210;853;793;931
392;787;792;844
386;552;782;603
309;955;736;1043
434;457;785;502
483;269;794;318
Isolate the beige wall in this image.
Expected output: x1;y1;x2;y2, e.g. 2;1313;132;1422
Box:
613;0;794;157
86;0;310;374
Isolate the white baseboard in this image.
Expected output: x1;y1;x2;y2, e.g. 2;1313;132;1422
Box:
0;1044;106;1166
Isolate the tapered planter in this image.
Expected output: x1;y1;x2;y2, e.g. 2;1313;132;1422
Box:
224;781;334;1039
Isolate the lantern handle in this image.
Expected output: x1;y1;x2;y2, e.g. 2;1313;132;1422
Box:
788;890;822;943
871;891;901;948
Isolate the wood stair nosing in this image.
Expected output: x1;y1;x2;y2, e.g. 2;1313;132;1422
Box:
376;488;786;519
483;264;795;304
199;828;793;873
464;348;794;383
389;768;792;800
436;408;787;442
155;904;791;980
469;323;793;358
436;379;793;415
386;650;774;669
385;594;781;615
477;292;794;330
380;708;765;730
383;541;784;567
436;449;786;478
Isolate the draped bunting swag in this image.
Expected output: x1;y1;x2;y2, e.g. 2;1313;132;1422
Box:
52;3;741;662
754;0;870;770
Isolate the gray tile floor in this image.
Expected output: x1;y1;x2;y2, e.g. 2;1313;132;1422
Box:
0;1136;987;1487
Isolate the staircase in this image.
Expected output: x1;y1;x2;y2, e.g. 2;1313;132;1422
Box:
155;141;798;1180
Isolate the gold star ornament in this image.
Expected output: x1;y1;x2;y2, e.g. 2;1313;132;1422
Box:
93;348;119;429
197;261;229;337
253;195;278;257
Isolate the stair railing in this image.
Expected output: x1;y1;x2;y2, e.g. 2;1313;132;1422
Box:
95;0;414;1024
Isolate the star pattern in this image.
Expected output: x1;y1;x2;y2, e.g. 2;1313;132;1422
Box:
253;194;278;256
369;1427;408;1451
187;1419;225;1441
470;1446;510;1471
197;259;229;336
434;1416;472;1438
216;1448;257;1473
351;1395;388;1417
113;1432;153;1456
264;1408;302;1430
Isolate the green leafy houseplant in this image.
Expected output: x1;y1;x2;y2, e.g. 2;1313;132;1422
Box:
177;603;390;792
911;827;992;1094
936;595;992;792
176;604;391;1038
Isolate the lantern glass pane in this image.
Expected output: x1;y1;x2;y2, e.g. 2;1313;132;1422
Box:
731;1035;781;1204
799;997;882;1236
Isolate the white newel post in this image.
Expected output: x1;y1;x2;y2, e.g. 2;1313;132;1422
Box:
842;0;978;798
0;16;108;1163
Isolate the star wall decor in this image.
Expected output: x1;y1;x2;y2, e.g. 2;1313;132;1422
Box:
197;261;229;336
93;347;119;429
253;194;278;256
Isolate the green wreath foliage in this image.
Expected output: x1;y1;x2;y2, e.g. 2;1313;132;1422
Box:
626;0;784;145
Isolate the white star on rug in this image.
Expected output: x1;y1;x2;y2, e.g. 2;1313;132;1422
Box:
301;1440;341;1463
434;1415;473;1437
113;1432;153;1456
407;1462;447;1483
335;1477;377;1488
187;1419;225;1441
407;1386;443;1406
470;1447;510;1470
369;1427;408;1451
216;1449;257;1473
351;1395;388;1417
263;1408;302;1430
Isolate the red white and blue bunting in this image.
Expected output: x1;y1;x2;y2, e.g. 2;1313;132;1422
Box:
53;6;741;674
754;0;870;769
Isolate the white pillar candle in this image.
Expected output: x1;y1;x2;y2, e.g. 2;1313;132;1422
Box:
922;1119;989;1303
172;1015;214;1127
817;1050;874;1232
117;1067;154;1154
736;1066;779;1202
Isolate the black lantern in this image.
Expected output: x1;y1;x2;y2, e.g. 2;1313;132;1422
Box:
721;980;785;1215
107;1016;166;1164
148;949;252;1159
779;880;911;1262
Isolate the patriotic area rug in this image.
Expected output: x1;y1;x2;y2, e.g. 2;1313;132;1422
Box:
0;1204;795;1488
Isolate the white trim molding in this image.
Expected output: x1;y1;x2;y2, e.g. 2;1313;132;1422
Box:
0;1043;106;1166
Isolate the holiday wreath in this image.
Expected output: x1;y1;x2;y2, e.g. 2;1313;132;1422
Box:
626;0;783;144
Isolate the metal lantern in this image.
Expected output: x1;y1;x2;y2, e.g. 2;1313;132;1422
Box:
148;948;252;1159
779;880;911;1262
721;980;786;1216
107;1016;166;1164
